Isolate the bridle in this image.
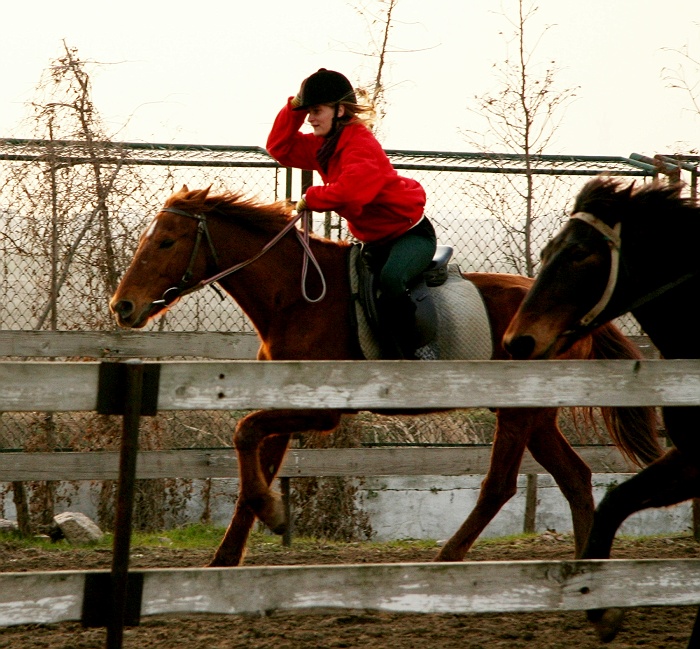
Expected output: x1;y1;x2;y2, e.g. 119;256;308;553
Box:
566;211;622;332
151;206;327;309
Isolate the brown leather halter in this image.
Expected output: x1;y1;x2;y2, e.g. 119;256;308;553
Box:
568;211;622;330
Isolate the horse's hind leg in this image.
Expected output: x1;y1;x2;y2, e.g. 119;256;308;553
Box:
208;433;290;567
233;409;342;535
435;407;532;562
525;410;594;558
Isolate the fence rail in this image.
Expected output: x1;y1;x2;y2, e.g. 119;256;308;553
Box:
0;445;639;482
3;557;700;627
0;330;260;359
0;329;656;359
0;358;697;412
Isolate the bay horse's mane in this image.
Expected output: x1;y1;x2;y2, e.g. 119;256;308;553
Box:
572;175;696;224
164;186;301;238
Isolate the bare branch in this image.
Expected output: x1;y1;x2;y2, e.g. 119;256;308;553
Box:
464;0;578;276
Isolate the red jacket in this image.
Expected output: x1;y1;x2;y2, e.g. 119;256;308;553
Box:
266;99;426;243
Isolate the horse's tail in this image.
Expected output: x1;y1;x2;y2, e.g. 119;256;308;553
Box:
588;323;664;467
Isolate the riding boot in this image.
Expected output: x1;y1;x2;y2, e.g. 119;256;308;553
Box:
376;292;420;360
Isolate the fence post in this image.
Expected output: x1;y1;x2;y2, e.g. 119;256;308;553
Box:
692;500;700;543
107;360;144;649
281;477;292;547
93;360;160;649
523;474;538;534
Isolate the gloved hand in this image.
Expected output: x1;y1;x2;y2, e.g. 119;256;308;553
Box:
292;79;306;108
291;77;308;109
295;196;308;212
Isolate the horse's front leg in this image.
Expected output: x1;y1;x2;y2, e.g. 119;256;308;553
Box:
234;408;342;534
208;433;290;567
582;447;700;642
435;407;531;562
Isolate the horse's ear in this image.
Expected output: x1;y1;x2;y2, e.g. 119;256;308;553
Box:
191;186;211;202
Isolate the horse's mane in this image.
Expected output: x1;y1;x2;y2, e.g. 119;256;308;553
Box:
572;175;696;223
165;186;297;237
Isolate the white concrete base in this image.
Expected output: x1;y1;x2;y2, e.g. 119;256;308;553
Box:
359;474;692;541
0;474;692;541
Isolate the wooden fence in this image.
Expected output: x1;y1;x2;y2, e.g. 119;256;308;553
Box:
2;332;699;647
0;329;659;542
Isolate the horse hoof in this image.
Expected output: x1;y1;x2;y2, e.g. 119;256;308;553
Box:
434;544;465;562
207;556;241;568
257;492;287;535
587;607;625;643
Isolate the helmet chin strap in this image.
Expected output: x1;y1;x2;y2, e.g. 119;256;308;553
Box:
329;103;341;136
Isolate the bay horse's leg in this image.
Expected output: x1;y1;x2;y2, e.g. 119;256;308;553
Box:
208;433;291;567
525;411;594;558
585;447;700;560
582;447;700;642
435;407;533;562
233;408;342;534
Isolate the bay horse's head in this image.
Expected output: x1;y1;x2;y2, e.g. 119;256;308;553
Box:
503;176;640;359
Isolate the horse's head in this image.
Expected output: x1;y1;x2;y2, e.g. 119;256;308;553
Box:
503;176;634;359
110;185;216;328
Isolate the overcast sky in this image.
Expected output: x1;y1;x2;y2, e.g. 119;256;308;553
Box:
1;0;698;157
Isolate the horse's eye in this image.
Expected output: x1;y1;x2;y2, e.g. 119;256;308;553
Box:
569;244;593;263
159;239;175;250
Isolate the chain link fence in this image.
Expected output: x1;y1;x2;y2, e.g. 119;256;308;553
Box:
1;139;672;334
2;139;693;531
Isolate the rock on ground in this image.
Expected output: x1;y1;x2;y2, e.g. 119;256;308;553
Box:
53;512;103;544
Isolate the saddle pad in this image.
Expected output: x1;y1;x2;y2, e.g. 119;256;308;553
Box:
349;246;493;360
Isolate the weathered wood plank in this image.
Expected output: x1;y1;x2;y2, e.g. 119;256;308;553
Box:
0;363;99;411
156;359;700;409
0;330;659;362
2;559;700;626
0;446;638;482
0;571;84;626
0;331;260;359
3;359;700;411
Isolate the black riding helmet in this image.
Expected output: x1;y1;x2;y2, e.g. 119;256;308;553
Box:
293;68;357;110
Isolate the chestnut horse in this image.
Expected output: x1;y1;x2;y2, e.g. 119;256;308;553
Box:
504;176;700;644
110;185;661;568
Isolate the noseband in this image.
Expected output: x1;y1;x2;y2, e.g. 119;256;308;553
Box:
152;207;221;307
564;211;622;334
152;206;326;308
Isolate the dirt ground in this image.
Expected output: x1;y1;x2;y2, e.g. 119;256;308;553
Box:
1;532;699;649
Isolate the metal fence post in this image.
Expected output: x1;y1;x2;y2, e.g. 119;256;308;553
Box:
107;359;144;649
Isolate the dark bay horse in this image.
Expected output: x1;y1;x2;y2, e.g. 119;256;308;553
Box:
110;185;661;568
504;175;700;644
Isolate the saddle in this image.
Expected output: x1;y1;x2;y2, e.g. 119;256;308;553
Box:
355;244;454;357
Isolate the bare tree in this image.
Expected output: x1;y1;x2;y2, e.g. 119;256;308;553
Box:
5;43;139;533
346;0;399;135
346;0;435;137
463;0;578;276
662;32;700;155
6;42;147;331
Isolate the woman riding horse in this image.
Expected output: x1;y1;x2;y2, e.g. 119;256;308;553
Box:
267;68;437;359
